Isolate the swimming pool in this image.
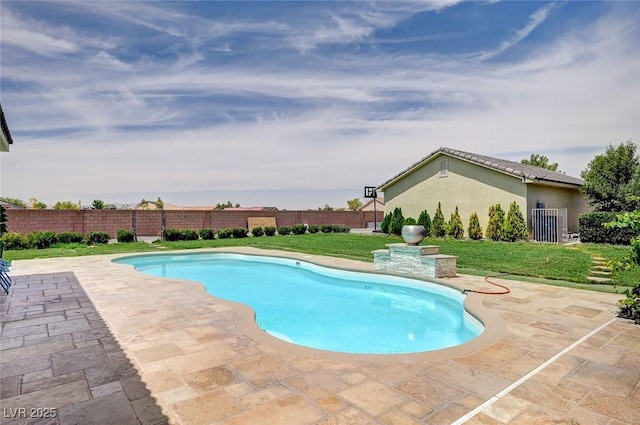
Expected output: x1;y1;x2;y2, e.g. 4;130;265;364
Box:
114;253;483;354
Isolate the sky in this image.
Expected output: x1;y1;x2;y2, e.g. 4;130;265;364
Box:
1;1;639;210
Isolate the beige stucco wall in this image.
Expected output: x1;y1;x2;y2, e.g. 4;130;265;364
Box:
526;184;589;233
382;155;527;232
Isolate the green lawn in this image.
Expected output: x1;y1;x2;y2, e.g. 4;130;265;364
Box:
4;233;638;290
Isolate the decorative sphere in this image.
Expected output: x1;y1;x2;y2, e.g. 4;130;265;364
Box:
401;225;426;245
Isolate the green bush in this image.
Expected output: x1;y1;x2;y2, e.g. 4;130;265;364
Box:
467;212;483;240
217;228;233;239
579;212;639;244
251;227;264;237
447;206;464;239
277;226;292;236
403;217;417;225
503;202;528;242
84;231;110;245
116;229;135;243
200;228;215;240
58;231;84;244
1;232;31;250
486;204;505;241
320;224;333;233
182;229;199;241
338;225;351;233
307;225;319;233
380;212;392;234
432;202;446;237
232;228;248;238
390;207;405;236
291;224;306;235
163;228;183;241
28;231;58;249
264;226;276;236
417;210;432;236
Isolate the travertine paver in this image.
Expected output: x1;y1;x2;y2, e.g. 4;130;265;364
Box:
1;247;639;425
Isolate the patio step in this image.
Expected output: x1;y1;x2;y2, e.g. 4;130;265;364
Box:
587;254;613;284
588;275;614;283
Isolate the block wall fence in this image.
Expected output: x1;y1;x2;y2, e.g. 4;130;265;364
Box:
5;209;384;238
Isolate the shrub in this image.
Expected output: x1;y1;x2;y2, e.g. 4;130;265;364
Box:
320;224;333;233
486;204;505;241
418;210;432;236
380;212;392;234
432;202;446;237
84;231;110;245
163;228;183;241
331;224;350;233
503;202;528;242
277;226;292;236
291;224;306;235
264;226;276;236
579;212;639;244
251;227;264;237
403;217;417;225
390;207;405;236
116;229;135;243
232;227;248;238
307;225;319;233
1;232;31;250
58;231;84;244
182;229;199;241
468;212;483;240
200;228;215;240
447;206;464;239
217;228;233;239
28;231;58;249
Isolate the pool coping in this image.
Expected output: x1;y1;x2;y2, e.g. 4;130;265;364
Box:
111;247;507;364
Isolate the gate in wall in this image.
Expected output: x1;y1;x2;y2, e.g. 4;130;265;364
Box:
531;208;568;243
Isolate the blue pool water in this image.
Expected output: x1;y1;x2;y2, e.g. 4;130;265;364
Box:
114;253;483;354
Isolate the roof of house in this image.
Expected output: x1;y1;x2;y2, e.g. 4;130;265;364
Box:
1;104;14;146
357;198;384;211
378;147;584;190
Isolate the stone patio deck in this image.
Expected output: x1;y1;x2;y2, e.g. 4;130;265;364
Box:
1;247;639;424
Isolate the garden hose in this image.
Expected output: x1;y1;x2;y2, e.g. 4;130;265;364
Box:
463;256;555;295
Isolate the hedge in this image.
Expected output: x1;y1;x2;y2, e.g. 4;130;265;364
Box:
578;212;640;245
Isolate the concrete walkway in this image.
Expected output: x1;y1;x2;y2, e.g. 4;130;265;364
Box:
1;248;639;424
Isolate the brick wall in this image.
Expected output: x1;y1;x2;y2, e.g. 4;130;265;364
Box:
5;209;383;237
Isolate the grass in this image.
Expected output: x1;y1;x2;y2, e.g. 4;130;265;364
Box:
4;233;638;289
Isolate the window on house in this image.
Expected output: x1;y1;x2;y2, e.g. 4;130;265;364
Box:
439;159;448;176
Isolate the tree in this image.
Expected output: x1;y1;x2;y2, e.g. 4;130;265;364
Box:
502;201;528;242
347;198;362;211
486;204;505;241
317;204;334;211
447;206;464;239
432;202;446;237
92;200;106;209
521;154;559;171
215;201;240;210
468;212;483;240
54;201;80;210
29;198;47;209
581;141;640;212
0;197;27;208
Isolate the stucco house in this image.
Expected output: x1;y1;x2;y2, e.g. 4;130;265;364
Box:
377;147;588;239
1;104;14;152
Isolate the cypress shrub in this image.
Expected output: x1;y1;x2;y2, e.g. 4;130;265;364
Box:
447;206;464;239
432;202;446;237
418;210;432;237
403;217;417;225
380;212;392;234
486;204;505;241
467;212;483;240
390;207;404;236
503;202;528;242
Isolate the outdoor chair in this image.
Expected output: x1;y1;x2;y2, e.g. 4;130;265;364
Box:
0;242;11;294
